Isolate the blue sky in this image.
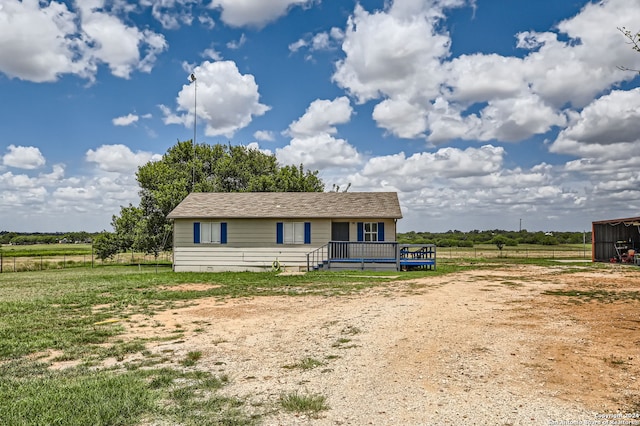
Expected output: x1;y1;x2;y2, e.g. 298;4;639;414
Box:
2;0;640;233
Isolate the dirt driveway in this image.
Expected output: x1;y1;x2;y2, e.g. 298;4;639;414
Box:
128;264;640;425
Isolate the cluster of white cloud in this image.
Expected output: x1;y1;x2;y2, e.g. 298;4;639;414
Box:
0;0;167;82
1;144;159;231
0;0;312;84
161;61;270;138
209;0;313;28
277;97;362;170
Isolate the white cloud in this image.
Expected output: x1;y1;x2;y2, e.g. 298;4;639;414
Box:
0;157;144;231
359;145;505;189
548;88;640;207
332;0;640;145
278;97;361;170
209;0;312;27
2;145;46;170
163;60;270;137
0;0;167;82
112;113;140;126
198;14;215;29
245;142;272;156
372;98;429;139
85;144;161;174
333;4;451;104
202;48;223;61
78;1;167;79
288;39;307;53
445;54;525;104
286;97;353;138
276;135;363;170
254;130;275;142
227;34;247;49
311;32;330;50
138;0;196;29
473;94;566;142
333;143;593;232
553;88;640;149
0;1;88;82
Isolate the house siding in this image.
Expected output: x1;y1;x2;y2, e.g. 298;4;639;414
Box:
172;218;397;272
174;218;331;246
172;218;332;271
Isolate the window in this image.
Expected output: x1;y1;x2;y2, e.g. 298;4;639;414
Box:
357;222;385;242
284;222;304;244
364;222;378;242
276;222;311;244
201;222;221;244
193;222;227;244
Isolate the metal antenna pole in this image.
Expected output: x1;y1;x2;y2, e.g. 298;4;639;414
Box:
189;73;197;192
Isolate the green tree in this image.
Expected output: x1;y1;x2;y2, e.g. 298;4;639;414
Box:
112;141;324;255
93;232;120;261
491;235;508;254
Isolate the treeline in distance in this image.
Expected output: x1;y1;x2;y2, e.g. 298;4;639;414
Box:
398;229;591;247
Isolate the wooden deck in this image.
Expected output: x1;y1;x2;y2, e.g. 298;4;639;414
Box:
307;242;436;271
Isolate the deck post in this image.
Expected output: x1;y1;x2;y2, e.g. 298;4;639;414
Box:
395;242;400;271
306;253;310;272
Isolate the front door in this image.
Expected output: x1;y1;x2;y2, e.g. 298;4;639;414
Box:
331;222;350;259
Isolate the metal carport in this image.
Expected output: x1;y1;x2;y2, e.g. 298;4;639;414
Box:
592;216;640;262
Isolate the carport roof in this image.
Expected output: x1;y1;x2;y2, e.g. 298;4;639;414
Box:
592;216;640;225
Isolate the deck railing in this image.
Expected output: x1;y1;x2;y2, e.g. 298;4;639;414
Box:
306;242;436;271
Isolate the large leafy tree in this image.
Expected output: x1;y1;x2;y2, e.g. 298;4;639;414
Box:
109;141;324;256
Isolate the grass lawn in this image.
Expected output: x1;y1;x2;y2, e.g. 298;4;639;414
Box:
0;265;470;425
1;256;608;424
0;243;93;257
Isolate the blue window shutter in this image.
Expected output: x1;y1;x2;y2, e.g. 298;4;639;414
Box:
304;222;311;244
378;222;385;241
193;222;200;244
276;222;283;244
357;222;364;242
220;222;227;244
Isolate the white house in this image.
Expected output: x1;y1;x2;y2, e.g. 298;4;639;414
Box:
166;192;403;272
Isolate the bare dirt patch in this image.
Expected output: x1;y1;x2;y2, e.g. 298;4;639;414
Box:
118;264;640;424
158;283;221;292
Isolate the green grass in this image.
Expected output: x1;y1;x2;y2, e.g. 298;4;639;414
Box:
182;351;203;367
0;362;155;426
0;243;92;257
283;357;325;370
0;361;251;426
0;266;461;424
279;391;329;414
543;289;640;303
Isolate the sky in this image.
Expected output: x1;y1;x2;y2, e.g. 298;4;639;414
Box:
2;0;640;233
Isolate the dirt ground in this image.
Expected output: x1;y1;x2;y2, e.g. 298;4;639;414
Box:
121;263;640;425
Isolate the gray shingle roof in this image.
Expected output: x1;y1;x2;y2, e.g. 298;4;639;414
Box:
167;192;402;219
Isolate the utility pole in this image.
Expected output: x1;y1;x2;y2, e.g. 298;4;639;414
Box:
189;73;197;192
